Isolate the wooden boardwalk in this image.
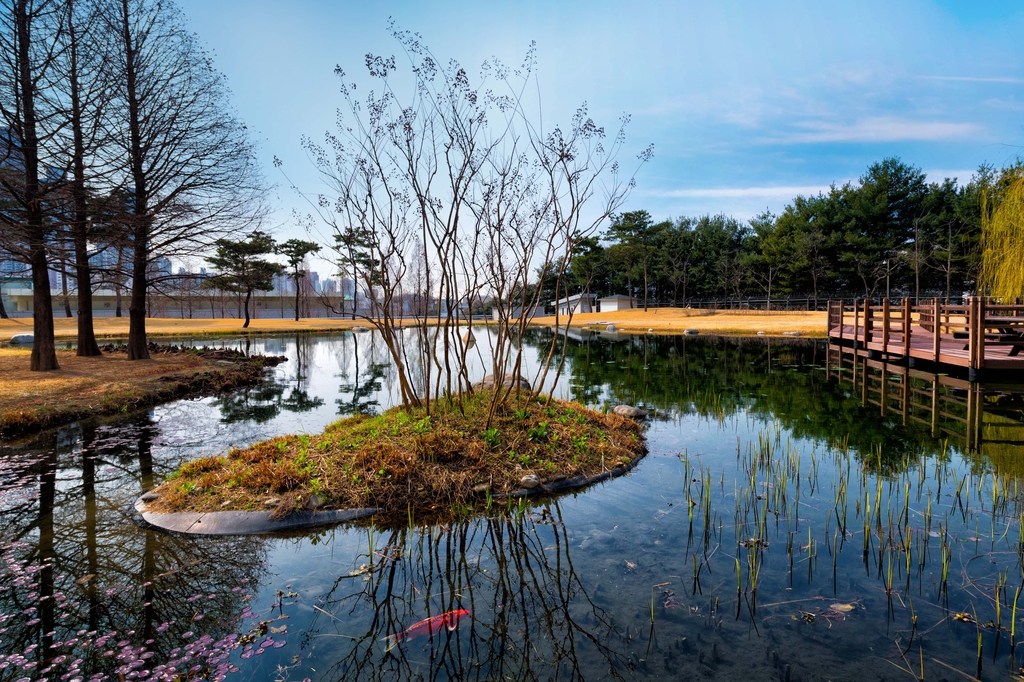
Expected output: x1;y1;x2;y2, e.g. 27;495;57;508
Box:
827;298;1024;378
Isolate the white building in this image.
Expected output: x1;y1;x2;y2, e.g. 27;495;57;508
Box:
599;294;637;312
551;293;596;316
491;303;540;322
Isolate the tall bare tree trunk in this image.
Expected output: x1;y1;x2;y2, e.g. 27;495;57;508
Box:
119;0;149;359
114;246;123;316
15;0;59;371
67;0;100;356
59;255;72;316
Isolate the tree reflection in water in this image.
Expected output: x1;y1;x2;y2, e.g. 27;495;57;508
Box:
307;504;635;681
0;417;270;682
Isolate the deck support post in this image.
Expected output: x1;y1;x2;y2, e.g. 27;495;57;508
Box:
880;363;888;417
978;297;986;371
902;298;911;361
882;298;891;357
865;301;873;346
930;377;939;437
853;299;860;350
932;298;941;364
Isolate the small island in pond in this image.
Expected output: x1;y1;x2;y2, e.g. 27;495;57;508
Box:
146;388;647;522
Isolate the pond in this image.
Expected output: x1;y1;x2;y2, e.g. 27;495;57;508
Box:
3;329;1024;681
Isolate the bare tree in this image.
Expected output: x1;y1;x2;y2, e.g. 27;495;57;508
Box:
0;0;66;370
292;26;649;414
108;0;266;359
55;0;113;355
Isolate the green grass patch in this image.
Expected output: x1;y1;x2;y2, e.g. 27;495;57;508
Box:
150;389;647;522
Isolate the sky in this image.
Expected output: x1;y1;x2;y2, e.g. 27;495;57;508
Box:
174;0;1024;275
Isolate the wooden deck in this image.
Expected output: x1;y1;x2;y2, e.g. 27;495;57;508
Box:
827;298;1024;378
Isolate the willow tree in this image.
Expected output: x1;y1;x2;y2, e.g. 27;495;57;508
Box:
980;172;1024;301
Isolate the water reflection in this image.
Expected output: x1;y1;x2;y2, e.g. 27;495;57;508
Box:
308;506;634;681
1;417;270;681
2;331;1024;681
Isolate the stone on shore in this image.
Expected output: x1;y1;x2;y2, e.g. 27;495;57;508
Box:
520;475;541;489
10;334;33;345
683;329;699;336
472;374;532;391
613;404;648;419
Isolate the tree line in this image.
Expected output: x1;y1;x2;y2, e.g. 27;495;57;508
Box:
560;157;1010;310
0;0;266;370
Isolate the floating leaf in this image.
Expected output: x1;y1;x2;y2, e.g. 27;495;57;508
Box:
830;603;854;612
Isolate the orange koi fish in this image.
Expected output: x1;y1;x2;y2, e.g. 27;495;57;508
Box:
384;609;470;651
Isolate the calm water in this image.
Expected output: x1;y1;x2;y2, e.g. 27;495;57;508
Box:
3;330;1024;681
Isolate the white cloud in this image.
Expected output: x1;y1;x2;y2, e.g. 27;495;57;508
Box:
765;117;984;144
924;169;978;183
643;186;832;199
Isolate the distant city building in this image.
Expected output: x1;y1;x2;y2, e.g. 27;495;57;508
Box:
152;256;173;278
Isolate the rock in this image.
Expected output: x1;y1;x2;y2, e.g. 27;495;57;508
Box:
473;374;532;391
351;326;370;333
471;482;491;494
783;331;802;337
263;497;281;507
140;492;160;503
10;333;33;345
520;475;541;489
606;324;618;332
648;328;654;333
756;331;766;336
304;494;326;510
613;404;648;419
683;329;699;336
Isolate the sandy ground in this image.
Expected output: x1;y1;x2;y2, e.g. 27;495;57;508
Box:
0;348;208;413
532;308;827;336
0;308;828;342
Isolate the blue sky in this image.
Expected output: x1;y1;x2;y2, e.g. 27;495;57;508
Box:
175;0;1024;266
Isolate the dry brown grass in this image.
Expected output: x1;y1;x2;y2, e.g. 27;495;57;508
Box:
0;316;379;340
533;307;827;336
0;347;280;438
151;390;647;521
0;309;825;342
0;348;204;412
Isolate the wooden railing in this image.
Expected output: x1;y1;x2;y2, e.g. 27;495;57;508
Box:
827;298;1024;372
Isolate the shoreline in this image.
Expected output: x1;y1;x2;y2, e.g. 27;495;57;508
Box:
0;345;286;440
143;390;648;525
